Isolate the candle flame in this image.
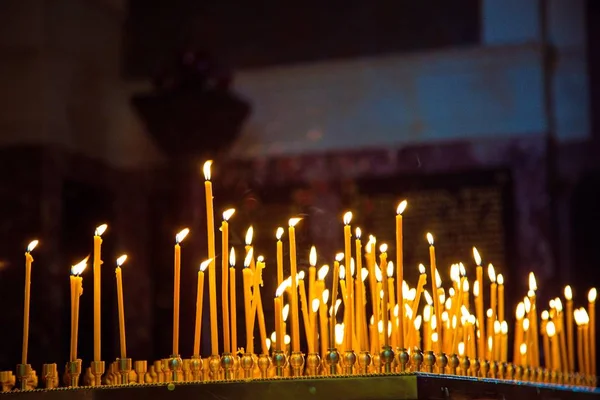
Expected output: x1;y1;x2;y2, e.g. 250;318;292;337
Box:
487;264;496;283
423;305;431;321
459;262;466;277
546;321;556;337
275;280;289;297
580;308;590;324
335;324;345;344
458;342;465;356
270;331;277;343
405;303;413;320
350;258;355;277
379;243;388;253
386;261;394;278
426;233;434;245
176;228;189;244
318;265;329;280
222;208;235;221
462;279;469;292
418;263;426;275
472;247;481;266
311;298;320;313
335;252;344;262
574;308;581;325
282;304;290;321
501;321;508;334
284;335;291;345
229;248;236;267
361;268;368;282
564;285;572;301
288;217;302;227
244;248;254;267
95;224;108;237
414;315;422;330
203;160;212;180
423;290;433;306
449;287;455;298
529;272;537;291
497;273;504;285
365;235;376;253
486;308;493;318
199;259;212;272
528;290;535;298
435;269;442;288
309;246;317;266
541;310;549;320
343;211;352;225
523;318;530;331
589;288;597;303
27;240;39;252
339;265;346;280
374;265;382;282
245;226;254;246
473;280;479;297
549;299;555;309
555;297;563;312
406;288;416;301
276;227;284;240
71;256;89;275
524;296;531;313
330;299;342;317
266;338;271;351
297;271;305;280
355;227;361;239
450;264;459;283
487;336;493;352
431;332;438;343
494;320;501;334
396;200;407;215
520;343;527;355
116;254;127;267
461;305;470;319
322;289;329;304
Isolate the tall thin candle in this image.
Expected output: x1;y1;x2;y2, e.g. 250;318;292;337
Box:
203;160;218;355
173;228;189;356
115;255;128;359
343;212;353;351
395;200;407;349
221;209;235;353
427;233;442;353
276;228;284;287
21;240;38;365
193;259;211;357
497;274;505;322
488;264;497;324
229;249;237;355
565;285;575;373
70;257;88;362
588;288;596;376
330;253;344;347
288;217;302;352
93;224;107;362
473;247;485;360
242;249;255;354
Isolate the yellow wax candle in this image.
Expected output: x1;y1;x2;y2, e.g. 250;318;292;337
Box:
194;259;210;357
203;160;218;355
408;265;427;338
541;311;551;370
554;299;568;373
309;246;317;306
486;308;493;360
21;240;38;365
497;274;505;322
320;290;329;356
379;246;389;347
115;255;128;359
309;299;319;353
386;262;396;348
93;223;107;362
343;213;354;350
547;321;560;371
276;228;284;287
575;310;584;374
229;249;237;355
583;310;591;376
500;321;508;362
242;249;255;354
288;218;302;352
473;247;485;360
588;288;596;376
274;294;283;352
427;234;443;353
70;257;88;362
395;200;407;349
221;209;235;353
513;302;525;363
330;253;343;348
564;285;575;373
254;257;269;355
299;276;313;351
423;305;432;351
488;264;497;320
528;273;540;367
173;228;189;356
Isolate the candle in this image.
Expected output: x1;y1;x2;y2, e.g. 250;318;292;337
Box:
21;240;38;365
203;160;218;355
343;212;353;351
582;308;591;376
574;309;584;374
274;287;284;352
500;320;508;362
379;245;389;348
395;200;407;349
309;299;320;353
242;249;255;354
330;252;344;348
588;288;596;376
276;228;284;287
299;272;313;350
408;264;427;338
114;255;128;359
193;259;211;357
541;310;551;369
288;217;302;352
320;290;330;356
553;298;568;373
229;249;238;355
245;226;255;272
564;285;575;373
528;273;540;367
70;256;88;362
221;209;235;353
93;223;107;362
309;246;317;308
513;302;525;363
427;233;443;354
173;228;189;356
497;273;504;322
254;256;269;355
488;263;497;332
547;321;560;371
473;247;485;360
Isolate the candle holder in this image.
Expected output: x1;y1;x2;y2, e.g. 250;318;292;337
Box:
357;351;372;374
0;371;14;392
220;353;235;380
325;348;340;375
272;350;287;377
189;356;202;381
459;355;470;376
161;359;170;381
90;360;104;387
15;364;31;391
371;353;381;373
480;359;490;379
410;349;424;372
436;353;448;374
505;363;515;380
469;358;480;378
232;355;241;379
257;354;270;378
549;369;558;385
395;348;409;373
534;367;544;384
182;359;191;382
289;352;305;376
240;353;254;379
523;366;531;382
305;353;321;376
66;359;82;387
489;360;498;379
167;355;183;382
514;365;523;381
342;350;357;375
41;364;58;389
380;346;394;373
422;351;436;373
134;360;147;384
208;355;221;381
448;354;459;375
117;358;132;385
498;362;507;380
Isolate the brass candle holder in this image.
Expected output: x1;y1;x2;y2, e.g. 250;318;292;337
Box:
459;355;470;376
66;359;82;387
410;349;423;373
232;355;240;379
489;360;498;379
523;365;531;382
257;354;270;378
272;350;287;377
90;360;104;386
189;356;202;381
240;353;254;379
41;364;58;389
134;360;147;384
0;371;14;392
325;348;340;375
505;363;515;381
342;350;357;375
480;359;490;378
395;348;409;373
117;358;132;384
289;352;305;376
470;358;480;378
357;351;372;374
498;361;506;380
167;355;183;382
220;353;235;380
380;346;394;373
208;355;221;381
182;359;191;382
15;364;31;391
422;351;436;373
448;354;459;375
371;353;381;373
436;353;448;374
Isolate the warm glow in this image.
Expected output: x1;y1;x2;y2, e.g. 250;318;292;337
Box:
439;290;445;304
541;310;549;320
450;264;459;283
355;227;361;239
95;224;108;237
244;248;254;268
520;343;527;355
449;287;455;297
468;314;476;325
365;236;375;253
431;315;437;330
564;285;572;301
350;259;355;277
176;228;189;244
271;331;277;343
406;288;416;301
546;321;556;337
322;289;329;305
555;298;563;312
245;226;254;246
222;208;235;221
309;246;317;266
282;304;290;321
71;256;89;276
335;324;345;345
396;200;407;215
116;255;127;267
266;338;271;351
494;320;501;334
284;335;291;345
276;227;284;240
343;211;353;225
445;298;452;311
426;233;434;246
312;298;320;313
458;342;465;356
203;160;212;180
461;305;470;319
459;263;466;277
574;309;581;325
523;318;530;332
199;259;212;272
589;288;597;303
487;336;493;351
318;265;329;280
288;218;302;227
379;243;388;253
229;248;236;267
497;273;504;285
501;321;508;334
549;299;555;309
524;297;531;313
423;305;432;321
335;253;344;262
486;308;493;318
386;261;394;278
580;308;590;324
361;267;369;282
418;263;426;274
487;264;496;283
473;281;480;297
339;265;346;280
424;290;433;306
462;279;469;292
405;305;413;320
329;299;342;317
297;271;305;280
435;269;442;288
374;265;382;282
414;315;422;330
27;240;39;253
472;247;481;266
529;272;537;291
432;332;438;343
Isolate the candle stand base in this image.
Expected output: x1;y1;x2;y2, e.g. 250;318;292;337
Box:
89;361;104;387
305;353;320;376
371;354;381;373
289;352;305;377
134;361;147;384
396;349;409;373
15;365;31;391
498;362;506;380
380;346;395;374
220;353;235;380
66;360;82;388
208;355;221;381
447;354;459;375
489;360;498;379
470;358;480;378
422;351;436;373
167;355;182;383
436;353;448;374
0;371;14;392
257;354;270;379
189;357;202;381
325;348;340;375
357;351;371;374
459;355;470;376
505;363;515;380
410;350;423;373
480;359;490;378
117;358;132;385
342;350;357;375
240;353;254;379
272;351;286;378
232;355;240;379
41;364;58;389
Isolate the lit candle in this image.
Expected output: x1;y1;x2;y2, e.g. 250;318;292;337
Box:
254;256;269;355
114;255;128;359
245;226;255;272
500;320;508;362
229;249;237;355
554;298;568;373
528;273;540;367
380;245;389;348
299;271;313;351
588;288;596;376
173;228;189;356
427;233;443;354
486;308;493;360
330;252;344;348
310;299;319;353
547;321;559;371
386;262;397;348
574;309;584;374
308;246;317;309
320;290;330;356
564;285;575;373
274;282;286;352
288;217;302;353
395;200;407;350
21;240;38;365
541;310;551;370
203;160;218;355
408;264;427;338
242;249;255;354
221;209;235;353
276;228;284;287
93;223;107;362
193;259;211;357
472;247;485;360
343;212;354;351
513;302;525;363
582;307;591;376
488;263;497;325
497;274;505;322
70;256;88;362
